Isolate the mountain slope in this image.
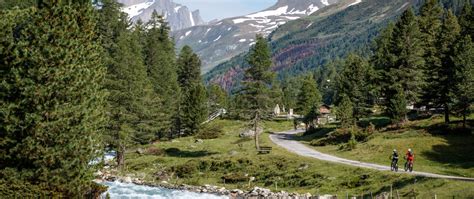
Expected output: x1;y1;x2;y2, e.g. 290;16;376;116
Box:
119;0;204;31
173;0;341;73
204;0;421;91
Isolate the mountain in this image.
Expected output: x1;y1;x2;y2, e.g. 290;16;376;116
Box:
118;0;205;31
204;0;420;91
173;0;341;73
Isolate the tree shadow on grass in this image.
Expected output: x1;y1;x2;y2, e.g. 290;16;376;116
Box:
421;134;474;170
165;148;218;158
293;127;337;142
373;176;430;198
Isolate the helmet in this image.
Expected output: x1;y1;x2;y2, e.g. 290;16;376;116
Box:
393;149;397;152
408;149;412;152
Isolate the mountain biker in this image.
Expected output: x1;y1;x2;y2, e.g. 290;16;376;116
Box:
390;149;399;171
405;148;415;171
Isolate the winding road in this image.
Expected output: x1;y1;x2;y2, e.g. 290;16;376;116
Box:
269;129;474;181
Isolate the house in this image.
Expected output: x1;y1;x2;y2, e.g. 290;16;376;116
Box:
317;105;336;125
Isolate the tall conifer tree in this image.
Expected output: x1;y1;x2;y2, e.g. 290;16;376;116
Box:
452;35;474;128
176;46;207;136
434;10;461;124
0;2;106;196
239;35;275;150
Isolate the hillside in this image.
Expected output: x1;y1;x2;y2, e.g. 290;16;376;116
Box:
204;0;419;91
173;0;341;73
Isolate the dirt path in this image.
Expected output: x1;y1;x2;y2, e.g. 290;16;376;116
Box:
269;129;474;181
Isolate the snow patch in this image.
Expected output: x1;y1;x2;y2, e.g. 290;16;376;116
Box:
227;27;232;31
306;22;313;29
189;12;195;26
185;31;192;37
205;28;212;35
348;0;362;7
321;0;330;6
174;6;182;12
213;35;222;42
121;0;155;19
247;6;289;18
239;39;247;42
307;4;319;14
198;40;202;43
249;42;256;46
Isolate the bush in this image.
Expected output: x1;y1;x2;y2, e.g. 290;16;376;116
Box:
195;124;223;139
310;127;373;146
221;173;248;183
172;161;198;178
145;146;164;156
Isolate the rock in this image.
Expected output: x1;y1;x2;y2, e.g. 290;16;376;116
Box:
122;176;132;183
136;148;144;155
94;170;103;177
228;150;238;156
239;127;262;138
195;139;203;143
298;163;309;170
161;181;168;184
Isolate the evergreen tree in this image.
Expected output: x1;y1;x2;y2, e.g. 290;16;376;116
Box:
434;10;461;124
207;83;228;113
336;95;355;128
144;11;180;138
0;2;106;196
459;1;474;41
176;46;207;136
383;8;425;124
281;75;302;111
371;23;395;101
296;75;322;117
104;29;153;167
336;54;375;121
418;0;443;106
452;35;474;128
386;86;408;126
238;35;275;150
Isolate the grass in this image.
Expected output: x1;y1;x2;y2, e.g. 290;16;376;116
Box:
119;119;474;198
300;116;474;179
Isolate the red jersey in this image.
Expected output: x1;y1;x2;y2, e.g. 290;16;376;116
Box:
406;151;414;161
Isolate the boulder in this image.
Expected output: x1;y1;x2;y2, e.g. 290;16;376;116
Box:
239;127;263;138
136;148;144;155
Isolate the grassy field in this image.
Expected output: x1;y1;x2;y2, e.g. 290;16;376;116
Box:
299;116;474;179
120;119;474;198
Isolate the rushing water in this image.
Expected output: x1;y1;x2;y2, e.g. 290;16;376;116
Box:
100;181;229;199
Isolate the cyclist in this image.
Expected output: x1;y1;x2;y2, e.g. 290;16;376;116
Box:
390;149;399;171
405;148;415;172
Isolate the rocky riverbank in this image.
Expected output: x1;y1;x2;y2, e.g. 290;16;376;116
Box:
95;172;338;199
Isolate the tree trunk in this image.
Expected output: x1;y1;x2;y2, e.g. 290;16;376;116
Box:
444;103;450;124
117;145;125;169
254;112;260;150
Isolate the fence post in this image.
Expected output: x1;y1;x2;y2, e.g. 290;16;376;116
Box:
390;184;393;199
396;190;400;199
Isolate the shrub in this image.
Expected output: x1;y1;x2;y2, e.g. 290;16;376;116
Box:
310;127;373;146
195;124;223;139
221;173;248;183
145;146;165;156
171;161;198;178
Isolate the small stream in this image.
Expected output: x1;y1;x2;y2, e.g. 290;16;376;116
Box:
100;181;229;199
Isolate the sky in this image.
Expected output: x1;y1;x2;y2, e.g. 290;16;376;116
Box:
173;0;277;21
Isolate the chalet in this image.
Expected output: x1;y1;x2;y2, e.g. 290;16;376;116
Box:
317;105;336;125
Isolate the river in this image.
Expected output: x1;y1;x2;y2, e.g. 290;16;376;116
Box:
100;181;229;199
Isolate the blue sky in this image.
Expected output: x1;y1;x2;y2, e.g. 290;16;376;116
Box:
173;0;277;21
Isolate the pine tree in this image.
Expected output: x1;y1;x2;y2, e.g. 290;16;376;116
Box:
238;35;275;150
371;23;395;101
336;54;375;121
104;28;153;167
176;46;207;136
386;86;408;126
418;0;443;106
383;8;425;124
0;2;106;196
434;10;461;124
459;0;474;38
281;75;302;111
207;83;228;113
452;35;474;128
296;75;322;117
337;95;355;128
144;11;180;138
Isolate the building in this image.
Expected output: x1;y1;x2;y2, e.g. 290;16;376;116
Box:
317;105;336;125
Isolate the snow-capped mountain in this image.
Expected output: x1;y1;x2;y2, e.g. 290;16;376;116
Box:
118;0;204;31
173;0;341;73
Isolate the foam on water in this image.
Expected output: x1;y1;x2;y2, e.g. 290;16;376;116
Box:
101;181;229;199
